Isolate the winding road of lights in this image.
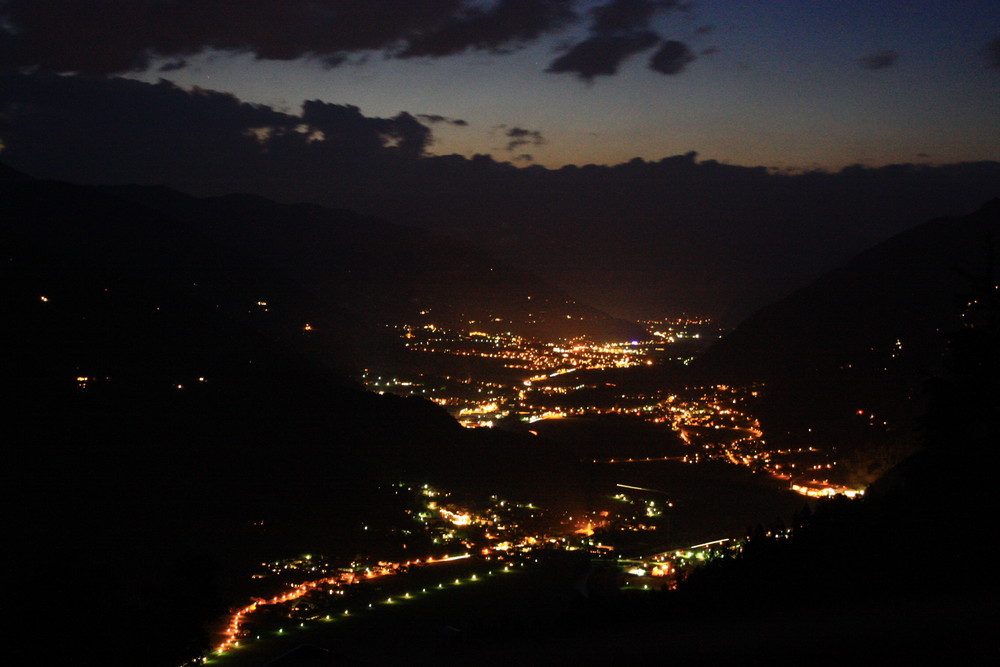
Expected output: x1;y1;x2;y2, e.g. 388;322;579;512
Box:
208;553;475;658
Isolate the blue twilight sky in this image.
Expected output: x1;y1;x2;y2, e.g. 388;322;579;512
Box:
111;0;1000;170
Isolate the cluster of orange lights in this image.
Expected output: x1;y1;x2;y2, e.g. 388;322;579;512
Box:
212;554;471;655
215;574;341;654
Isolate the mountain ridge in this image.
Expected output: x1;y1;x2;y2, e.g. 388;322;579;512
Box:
691;197;1000;483
101;180;644;344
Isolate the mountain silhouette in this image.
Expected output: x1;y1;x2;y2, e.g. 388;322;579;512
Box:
692;198;1000;484
2;168;589;665
103;182;644;344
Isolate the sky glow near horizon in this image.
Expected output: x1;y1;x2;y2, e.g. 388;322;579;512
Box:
2;0;999;319
112;0;1000;170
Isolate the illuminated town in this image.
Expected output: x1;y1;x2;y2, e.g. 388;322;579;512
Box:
363;318;861;499
191;481;740;665
181;318;866;663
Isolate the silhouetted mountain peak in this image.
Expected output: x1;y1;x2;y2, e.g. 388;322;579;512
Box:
691;198;1000;481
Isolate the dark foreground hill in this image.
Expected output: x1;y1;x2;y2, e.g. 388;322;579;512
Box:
2;170;591;665
692;199;1000;485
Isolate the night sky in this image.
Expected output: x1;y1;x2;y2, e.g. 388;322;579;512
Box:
125;0;1000;170
2;0;999;319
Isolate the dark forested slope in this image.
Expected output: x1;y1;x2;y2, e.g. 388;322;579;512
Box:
2;170;586;665
692;199;1000;482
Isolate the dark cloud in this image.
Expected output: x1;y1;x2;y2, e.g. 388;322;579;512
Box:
985;36;1000;70
589;0;679;35
0;71;434;183
300;102;432;159
859;49;899;71
6;73;998;322
397;0;576;58
546;1;692;80
0;0;700;81
158;60;187;73
546;31;659;80
701;46;719;56
695;24;714;35
503;126;546;151
0;0;577;74
649;40;695;74
417;114;469;126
